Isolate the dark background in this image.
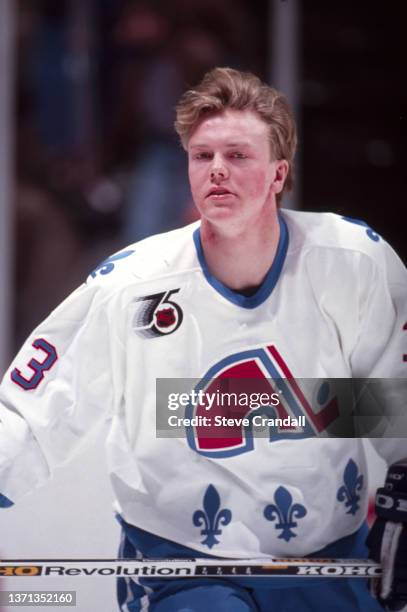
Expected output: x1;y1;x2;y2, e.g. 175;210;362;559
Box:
302;2;405;259
14;0;406;345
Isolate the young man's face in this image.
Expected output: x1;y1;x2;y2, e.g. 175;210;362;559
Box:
187;109;288;231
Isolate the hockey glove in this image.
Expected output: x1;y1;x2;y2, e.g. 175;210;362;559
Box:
366;461;407;611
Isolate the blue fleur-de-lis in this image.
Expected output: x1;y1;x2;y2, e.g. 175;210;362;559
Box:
264;486;307;542
90;250;135;278
337;459;364;515
193;485;232;549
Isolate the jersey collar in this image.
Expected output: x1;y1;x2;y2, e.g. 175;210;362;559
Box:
193;214;289;309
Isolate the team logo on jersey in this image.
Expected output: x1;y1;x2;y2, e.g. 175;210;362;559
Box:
192;485;232;549
264;486;307;542
132;289;183;337
336;459;364;515
186;345;339;458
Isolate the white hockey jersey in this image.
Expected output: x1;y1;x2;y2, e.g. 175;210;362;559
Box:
1;210;406;557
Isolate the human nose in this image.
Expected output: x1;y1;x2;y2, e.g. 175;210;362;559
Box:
210;154;229;182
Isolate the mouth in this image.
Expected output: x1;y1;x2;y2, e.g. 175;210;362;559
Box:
206;188;234;198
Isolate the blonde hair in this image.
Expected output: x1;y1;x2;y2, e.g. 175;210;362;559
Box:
175;67;297;203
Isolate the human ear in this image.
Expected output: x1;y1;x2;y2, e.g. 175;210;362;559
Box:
272;159;289;194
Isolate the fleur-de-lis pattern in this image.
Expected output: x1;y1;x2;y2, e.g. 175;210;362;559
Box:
264;486;307;542
337;459;364;515
193;485;232;549
90;250;135;278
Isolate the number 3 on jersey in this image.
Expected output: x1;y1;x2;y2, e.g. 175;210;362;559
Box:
11;338;58;390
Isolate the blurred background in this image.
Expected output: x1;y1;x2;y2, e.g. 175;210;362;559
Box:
1;0;406;366
0;1;404;609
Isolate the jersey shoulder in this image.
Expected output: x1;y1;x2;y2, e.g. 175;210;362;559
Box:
281;209;405;275
36;222;201;332
86;222;201;294
281;210;407;285
282;209;382;255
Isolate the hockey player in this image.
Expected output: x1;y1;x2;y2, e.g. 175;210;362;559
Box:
1;68;406;611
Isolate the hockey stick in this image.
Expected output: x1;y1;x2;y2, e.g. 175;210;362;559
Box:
0;557;381;578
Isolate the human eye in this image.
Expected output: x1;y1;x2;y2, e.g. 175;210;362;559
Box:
194;151;212;160
229;151;247;159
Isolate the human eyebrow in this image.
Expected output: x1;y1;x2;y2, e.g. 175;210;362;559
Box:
189;144;211;150
189;142;251;150
225;142;250;148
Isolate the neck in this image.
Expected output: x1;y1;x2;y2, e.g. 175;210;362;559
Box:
200;206;281;292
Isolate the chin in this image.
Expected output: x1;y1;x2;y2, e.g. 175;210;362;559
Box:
203;208;238;224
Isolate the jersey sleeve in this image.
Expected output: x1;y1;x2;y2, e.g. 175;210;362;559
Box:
349;239;407;465
0;280;117;507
